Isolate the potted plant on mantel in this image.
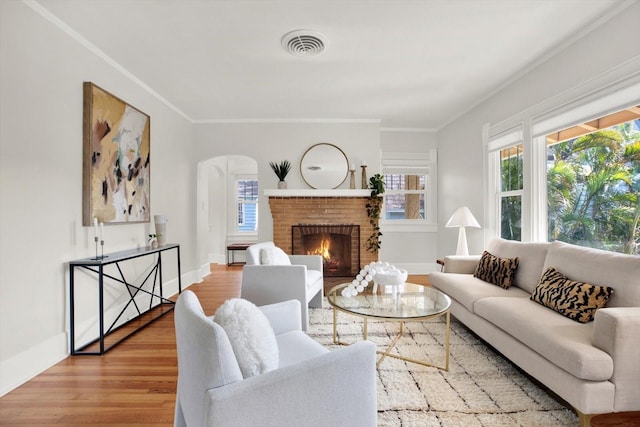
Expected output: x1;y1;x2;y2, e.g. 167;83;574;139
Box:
269;160;292;189
366;174;385;253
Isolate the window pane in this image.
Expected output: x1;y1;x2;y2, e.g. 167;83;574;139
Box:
501;195;521;241
384;194;425;219
547;119;640;253
500;144;523;192
383;173;427;220
237;179;258;232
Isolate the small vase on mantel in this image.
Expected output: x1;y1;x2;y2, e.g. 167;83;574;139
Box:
277;180;287;189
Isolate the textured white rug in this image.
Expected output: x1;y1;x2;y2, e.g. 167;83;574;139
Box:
308;305;578;427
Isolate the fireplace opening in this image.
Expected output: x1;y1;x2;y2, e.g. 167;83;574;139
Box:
292;225;360;277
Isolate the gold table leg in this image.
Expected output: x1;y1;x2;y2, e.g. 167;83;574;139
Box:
332;306;451;371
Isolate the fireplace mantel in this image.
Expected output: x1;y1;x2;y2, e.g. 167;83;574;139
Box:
264;189;370;197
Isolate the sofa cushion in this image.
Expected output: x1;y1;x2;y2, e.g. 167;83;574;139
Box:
531;267;614;323
214;298;279;378
260;246;292;266
486;238;551;293
245;241;275;265
473;250;519;289
428;272;530;312
543;240;640;308
474;297;614;381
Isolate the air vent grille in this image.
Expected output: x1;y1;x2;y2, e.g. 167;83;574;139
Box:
281;30;327;57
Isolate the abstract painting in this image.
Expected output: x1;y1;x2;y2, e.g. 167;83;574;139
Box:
83;82;151;225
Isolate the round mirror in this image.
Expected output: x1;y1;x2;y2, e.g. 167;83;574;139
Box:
300;143;349;189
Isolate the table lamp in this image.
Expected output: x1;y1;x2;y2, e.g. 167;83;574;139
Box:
445;206;480;256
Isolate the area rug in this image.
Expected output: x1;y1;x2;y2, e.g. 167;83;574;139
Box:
308;305;578;427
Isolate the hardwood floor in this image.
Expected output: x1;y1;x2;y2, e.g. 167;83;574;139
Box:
0;265;637;426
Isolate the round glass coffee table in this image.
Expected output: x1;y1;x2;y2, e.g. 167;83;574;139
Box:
327;282;451;370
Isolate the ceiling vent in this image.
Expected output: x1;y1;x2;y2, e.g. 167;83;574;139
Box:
281;30;328;57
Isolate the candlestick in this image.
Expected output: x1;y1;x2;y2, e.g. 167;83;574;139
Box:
350;169;356;189
361;165;368;189
100;222;104;240
93;217;98;238
100;239;105;259
94;236;99;260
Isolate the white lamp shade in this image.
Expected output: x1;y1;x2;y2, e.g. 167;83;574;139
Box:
445;206;480;228
445;207;480;256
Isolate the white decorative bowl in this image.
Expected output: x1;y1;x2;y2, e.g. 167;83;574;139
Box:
373;268;408;286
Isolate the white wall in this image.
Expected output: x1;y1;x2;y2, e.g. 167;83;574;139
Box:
194;121;383;267
0;1;198;395
195;123;441;272
436;2;640;257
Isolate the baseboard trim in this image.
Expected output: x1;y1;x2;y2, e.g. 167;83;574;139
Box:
0;332;68;397
0;267;200;397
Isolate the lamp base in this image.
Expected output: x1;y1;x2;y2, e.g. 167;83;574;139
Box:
456;226;469;256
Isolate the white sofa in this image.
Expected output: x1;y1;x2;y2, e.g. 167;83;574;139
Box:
429;238;640;426
241;241;323;331
174;291;377;427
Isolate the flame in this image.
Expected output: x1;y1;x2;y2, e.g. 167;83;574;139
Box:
307;238;331;260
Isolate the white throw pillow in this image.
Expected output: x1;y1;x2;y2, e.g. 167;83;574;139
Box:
259;247;292;265
213;298;279;378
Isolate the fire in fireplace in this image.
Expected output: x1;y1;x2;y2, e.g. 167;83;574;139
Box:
292;224;360;277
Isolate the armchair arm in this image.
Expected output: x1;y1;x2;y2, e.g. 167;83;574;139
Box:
593;307;640;412
205;341;377;427
288;254;322;272
442;255;481;274
242;264;309;305
259;299;302;334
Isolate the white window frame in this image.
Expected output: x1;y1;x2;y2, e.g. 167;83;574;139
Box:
380;150;437;232
232;174;258;235
484;74;640;244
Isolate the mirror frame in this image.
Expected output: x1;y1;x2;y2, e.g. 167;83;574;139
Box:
300;143;349;189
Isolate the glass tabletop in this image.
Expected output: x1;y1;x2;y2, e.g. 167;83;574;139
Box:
327;282;451;320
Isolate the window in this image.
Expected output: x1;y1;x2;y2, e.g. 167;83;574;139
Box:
546;112;640;253
486;98;640;255
380;150;437;231
499;144;523;241
383;174;426;220
487;126;525;242
236;179;258;232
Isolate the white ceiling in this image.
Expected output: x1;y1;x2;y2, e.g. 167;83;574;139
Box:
37;0;628;129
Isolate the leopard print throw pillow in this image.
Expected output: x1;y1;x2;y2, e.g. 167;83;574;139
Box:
473;250;520;289
530;267;614;323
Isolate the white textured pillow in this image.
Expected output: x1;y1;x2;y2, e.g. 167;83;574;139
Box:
259;247;291;265
213;298;279;378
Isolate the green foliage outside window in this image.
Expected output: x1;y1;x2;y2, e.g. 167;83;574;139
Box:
547;120;640;254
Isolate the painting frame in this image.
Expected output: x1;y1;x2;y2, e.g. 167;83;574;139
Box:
83;82;151;226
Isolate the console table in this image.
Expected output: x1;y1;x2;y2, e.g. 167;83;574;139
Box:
68;244;182;355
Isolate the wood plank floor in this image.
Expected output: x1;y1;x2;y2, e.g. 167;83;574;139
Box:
0;265;637;426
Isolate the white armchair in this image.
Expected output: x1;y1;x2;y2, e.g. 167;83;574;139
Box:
174;290;377;427
241;241;323;331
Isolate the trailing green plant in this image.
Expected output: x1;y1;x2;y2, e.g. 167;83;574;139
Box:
269;160;292;181
365;174;385;253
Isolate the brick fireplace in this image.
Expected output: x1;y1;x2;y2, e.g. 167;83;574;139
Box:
267;192;378;273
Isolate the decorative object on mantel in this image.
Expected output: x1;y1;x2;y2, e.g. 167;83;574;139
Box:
365;174;385;253
154;215;168;245
349;163;356;189
360;160;368;189
445;206;481;255
269;160;291;189
82;82;151;226
300;143;349;189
